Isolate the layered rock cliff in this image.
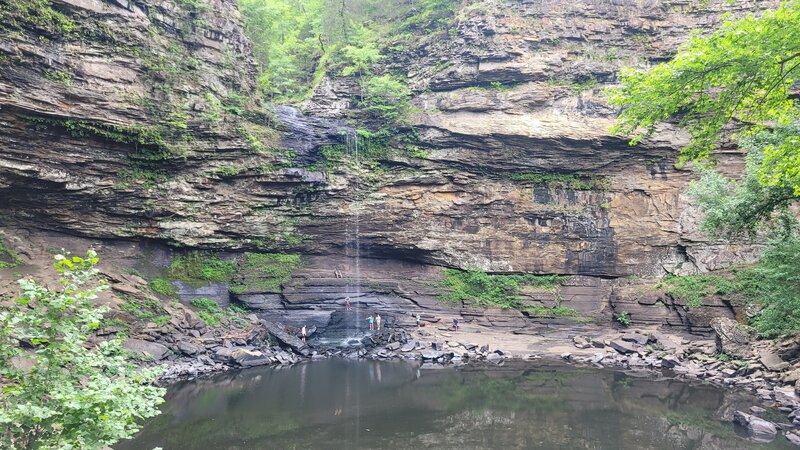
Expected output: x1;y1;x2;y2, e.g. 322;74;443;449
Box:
0;0;779;334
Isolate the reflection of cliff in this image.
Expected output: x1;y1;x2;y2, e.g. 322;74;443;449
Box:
119;361;785;450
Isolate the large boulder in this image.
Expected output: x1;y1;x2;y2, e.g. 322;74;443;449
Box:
733;411;778;443
122;339;169;360
775;385;800;408
609;339;637;354
262;320;310;356
230;348;271;368
760;350;790;371
621;333;649;346
710;317;755;358
177;341;204;356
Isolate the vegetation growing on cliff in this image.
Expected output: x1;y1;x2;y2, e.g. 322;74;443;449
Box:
439;269;576;317
609;0;800;235
658;237;800;338
167;252;238;283
611;1;800;338
230;252;301;294
0;251;165;449
510;172;608;191
238;0;458;101
0;238;21;269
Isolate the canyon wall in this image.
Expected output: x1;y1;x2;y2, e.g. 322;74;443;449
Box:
0;0;778;333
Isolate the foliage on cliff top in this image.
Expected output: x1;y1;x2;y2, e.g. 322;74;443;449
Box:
0;250;165;449
238;0;459;101
609;0;800;235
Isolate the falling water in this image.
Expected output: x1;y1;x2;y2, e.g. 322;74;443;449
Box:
344;130;363;343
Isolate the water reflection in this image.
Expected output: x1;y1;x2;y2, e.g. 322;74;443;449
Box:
118;360;794;450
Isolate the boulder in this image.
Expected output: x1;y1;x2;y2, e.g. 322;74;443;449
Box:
661;355;681;369
775;385;800;407
572;336;590;349
609;339;637;354
621;333;649;346
400;341;417;352
177;341;204;356
230;348;271;367
213;347;236;362
760;351;790;371
122;339;169;360
733;411;778;443
262;320;310;356
710;317;754;359
385;342;401;351
421;351;444;361
786;430;800;446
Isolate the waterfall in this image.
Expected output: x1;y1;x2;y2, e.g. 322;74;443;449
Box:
346;130;362;343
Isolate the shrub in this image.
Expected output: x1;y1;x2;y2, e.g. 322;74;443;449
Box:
150;278;178;297
616;311;631;327
191;298;223;326
361;75;411;122
0;250;165;449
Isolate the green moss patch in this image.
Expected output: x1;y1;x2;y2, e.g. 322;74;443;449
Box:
0;238;21;269
167;252;238;283
230;252;301;295
440;269;562;308
510;172;608;190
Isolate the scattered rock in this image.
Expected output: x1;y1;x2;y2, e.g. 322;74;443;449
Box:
262;320;310;356
733;411;778;443
661;355;681;369
711;317;754;359
621;333;649;346
775;385;800;407
786;430;800;446
609;339;637;354
122;339;169;360
177;341;204;356
572;336;590;349
760;351;790;372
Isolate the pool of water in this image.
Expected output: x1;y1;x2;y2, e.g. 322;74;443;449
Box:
118;359;794;449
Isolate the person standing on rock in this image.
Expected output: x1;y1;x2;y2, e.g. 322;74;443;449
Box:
416;313;421;328
375;314;381;331
367;315;374;331
344;296;351;311
301;325;307;343
453;318;459;331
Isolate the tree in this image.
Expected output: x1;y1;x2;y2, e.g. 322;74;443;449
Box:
0;250;165;449
608;0;800;234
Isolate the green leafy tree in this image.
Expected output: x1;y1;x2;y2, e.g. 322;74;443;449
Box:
608;1;800;235
689;124;799;238
361;74;411;121
0;250;165;449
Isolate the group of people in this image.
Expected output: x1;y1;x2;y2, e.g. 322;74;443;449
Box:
297;297;462;342
366;313;382;331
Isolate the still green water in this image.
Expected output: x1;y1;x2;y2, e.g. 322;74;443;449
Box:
118;359;794;449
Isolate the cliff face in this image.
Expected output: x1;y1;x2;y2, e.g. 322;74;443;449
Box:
0;0;778;331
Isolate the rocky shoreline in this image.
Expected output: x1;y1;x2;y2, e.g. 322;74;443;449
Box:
133;313;800;446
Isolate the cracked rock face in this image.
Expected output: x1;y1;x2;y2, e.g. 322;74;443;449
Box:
0;0;778;331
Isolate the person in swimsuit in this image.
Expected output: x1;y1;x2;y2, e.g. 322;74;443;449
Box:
375;314;381;331
367;315;374;331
